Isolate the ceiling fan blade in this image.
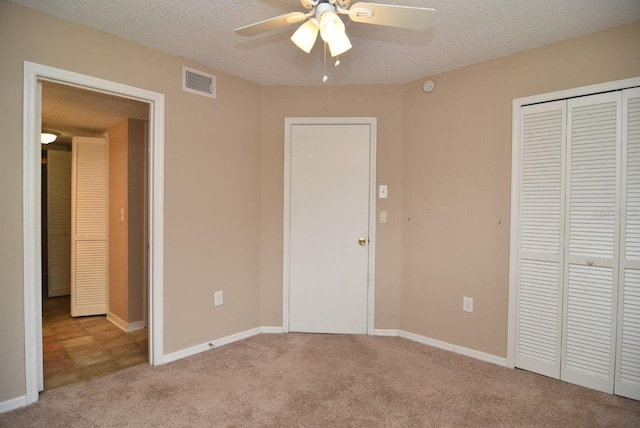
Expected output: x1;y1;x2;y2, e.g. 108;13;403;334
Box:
349;2;435;30
235;12;308;37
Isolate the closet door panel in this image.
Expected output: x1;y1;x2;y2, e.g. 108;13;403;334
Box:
616;88;640;401
562;92;621;394
515;101;566;378
564;264;614;377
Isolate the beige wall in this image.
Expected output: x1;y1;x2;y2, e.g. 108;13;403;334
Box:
401;22;640;357
0;1;262;402
127;119;146;323
107;118;146;324
108;119;129;321
259;85;405;329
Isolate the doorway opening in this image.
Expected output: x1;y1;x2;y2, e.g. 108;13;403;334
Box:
41;81;150;390
23;61;165;405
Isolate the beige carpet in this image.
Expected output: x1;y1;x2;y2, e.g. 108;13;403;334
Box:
2;334;639;427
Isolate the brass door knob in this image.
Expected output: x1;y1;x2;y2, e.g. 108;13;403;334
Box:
359;237;367;246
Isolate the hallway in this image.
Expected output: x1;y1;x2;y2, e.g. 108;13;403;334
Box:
43;296;148;390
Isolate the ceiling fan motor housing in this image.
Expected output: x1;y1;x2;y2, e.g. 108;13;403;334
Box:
300;0;352;10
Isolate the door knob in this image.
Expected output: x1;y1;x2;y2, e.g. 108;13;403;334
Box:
359;237;367;246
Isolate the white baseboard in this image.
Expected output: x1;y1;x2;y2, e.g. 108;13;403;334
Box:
107;312;146;333
0;395;27;414
260;326;284;334
452;343;507;367
399;330;456;352
373;329;400;337
160;326;506;369
163;327;262;364
375;329;507;367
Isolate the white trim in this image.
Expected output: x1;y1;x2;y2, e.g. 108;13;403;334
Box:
107;312;129;332
282;117;377;335
367;120;378;335
513;76;640;107
0;396;27;414
23;61;165;406
107;312;146;332
282;122;292;333
507;96;521;370
129;320;147;331
451;343;508;367
36;81;44;393
260;326;284;334
163;327;262;364
400;330;456;352
373;329;400;337
23;63;39;405
375;330;507;367
507;76;640;372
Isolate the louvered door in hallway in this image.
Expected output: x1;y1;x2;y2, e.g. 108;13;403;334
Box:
47;150;72;297
71;136;109;317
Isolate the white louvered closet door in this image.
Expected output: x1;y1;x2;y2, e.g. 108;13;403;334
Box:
515;101;566;379
561;92;622;394
616;88;640;401
47;150;72;297
71;137;109;317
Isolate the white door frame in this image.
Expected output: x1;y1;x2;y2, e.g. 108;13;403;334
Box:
507;76;640;370
282;117;377;335
23;61;165;405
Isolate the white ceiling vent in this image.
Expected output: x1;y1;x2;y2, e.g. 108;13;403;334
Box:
182;66;216;99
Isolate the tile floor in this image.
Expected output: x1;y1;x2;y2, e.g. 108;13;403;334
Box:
43;296;148;390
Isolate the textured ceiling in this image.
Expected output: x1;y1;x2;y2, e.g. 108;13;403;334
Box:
12;0;640;86
42;81;148;144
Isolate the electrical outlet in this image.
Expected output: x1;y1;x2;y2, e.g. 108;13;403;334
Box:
214;291;223;307
463;296;473;313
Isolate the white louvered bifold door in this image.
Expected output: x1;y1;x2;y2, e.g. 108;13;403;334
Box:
561;92;622;394
616;87;640;401
71;137;109;317
47;150;72;297
515;100;566;379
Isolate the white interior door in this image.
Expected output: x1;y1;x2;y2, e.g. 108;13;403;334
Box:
561;92;622;394
47;150;72;297
71;136;109;317
615;87;640;401
288;123;371;334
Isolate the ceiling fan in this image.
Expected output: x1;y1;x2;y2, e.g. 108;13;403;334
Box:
235;0;436;59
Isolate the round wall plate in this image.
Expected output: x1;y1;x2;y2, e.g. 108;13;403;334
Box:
423;80;435;93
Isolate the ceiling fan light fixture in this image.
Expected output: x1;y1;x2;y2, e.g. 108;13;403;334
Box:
41;132;58;144
319;10;345;44
291;19;319;53
328;31;352;57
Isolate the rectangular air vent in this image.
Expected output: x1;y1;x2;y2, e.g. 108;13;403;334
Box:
182;66;216;99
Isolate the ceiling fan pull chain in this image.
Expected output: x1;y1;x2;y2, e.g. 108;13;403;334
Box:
323;42;328;83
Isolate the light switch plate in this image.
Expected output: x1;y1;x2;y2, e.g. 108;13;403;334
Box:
380;211;388;224
214;291;223;307
379;185;388;199
463;296;473;313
